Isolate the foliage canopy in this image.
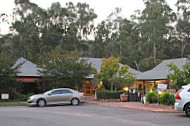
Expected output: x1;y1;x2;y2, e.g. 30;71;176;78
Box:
38;46;93;89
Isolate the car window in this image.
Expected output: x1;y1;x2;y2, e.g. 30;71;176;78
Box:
188;88;190;92
51;90;62;95
62;89;72;94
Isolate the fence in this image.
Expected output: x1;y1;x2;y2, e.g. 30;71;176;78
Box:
128;90;141;102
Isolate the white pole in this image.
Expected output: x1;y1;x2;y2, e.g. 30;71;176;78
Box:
95;92;97;100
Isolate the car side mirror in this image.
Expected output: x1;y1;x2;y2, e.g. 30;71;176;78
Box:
48;93;51;96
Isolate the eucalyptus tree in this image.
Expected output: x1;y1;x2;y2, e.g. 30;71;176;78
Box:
175;0;190;58
0;13;9;35
137;0;176;63
75;2;97;40
105;18;141;68
93;8;123;58
105;8;123;57
93;21;112;58
12;0;44;60
12;1;66;60
11;0;98;60
93;8;141;69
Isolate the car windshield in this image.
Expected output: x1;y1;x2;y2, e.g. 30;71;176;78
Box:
44;90;51;95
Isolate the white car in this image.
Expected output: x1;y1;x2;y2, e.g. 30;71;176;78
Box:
174;84;190;117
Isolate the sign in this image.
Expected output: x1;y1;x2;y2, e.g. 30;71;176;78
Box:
157;84;167;90
1;94;9;100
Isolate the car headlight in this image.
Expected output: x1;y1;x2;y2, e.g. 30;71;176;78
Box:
28;96;35;100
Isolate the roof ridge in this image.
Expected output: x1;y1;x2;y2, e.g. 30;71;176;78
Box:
163;58;188;61
18;57;34;64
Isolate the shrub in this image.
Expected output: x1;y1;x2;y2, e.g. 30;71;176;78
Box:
17;93;35;101
146;91;158;103
160;92;175;105
0;88;20;101
96;90;123;99
0;91;35;102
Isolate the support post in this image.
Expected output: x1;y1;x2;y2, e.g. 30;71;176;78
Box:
143;80;146;95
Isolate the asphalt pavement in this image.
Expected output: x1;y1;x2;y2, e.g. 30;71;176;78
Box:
86;96;181;113
0;103;189;126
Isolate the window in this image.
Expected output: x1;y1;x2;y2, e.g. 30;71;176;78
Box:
187;88;190;92
62;90;72;94
51;90;62;95
138;84;142;90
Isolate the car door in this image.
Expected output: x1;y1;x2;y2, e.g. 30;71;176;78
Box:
60;89;73;102
46;89;63;103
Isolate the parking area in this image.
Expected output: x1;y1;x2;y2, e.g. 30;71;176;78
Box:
0;103;189;126
86;96;181;113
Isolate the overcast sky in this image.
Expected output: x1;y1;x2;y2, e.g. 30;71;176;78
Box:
0;0;177;34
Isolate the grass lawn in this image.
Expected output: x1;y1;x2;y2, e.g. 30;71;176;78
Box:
0;102;27;106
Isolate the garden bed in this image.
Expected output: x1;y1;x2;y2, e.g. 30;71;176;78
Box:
98;99;121;102
144;103;174;110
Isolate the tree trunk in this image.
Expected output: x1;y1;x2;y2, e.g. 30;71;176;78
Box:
153;41;157;63
114;87;117;91
153;28;156;63
120;45;122;58
111;84;113;91
181;40;187;58
19;36;24;57
134;60;139;71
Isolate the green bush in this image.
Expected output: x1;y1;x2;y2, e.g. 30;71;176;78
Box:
0;87;35;102
0;88;20;101
146;92;158;103
0;91;35;102
96;90;123;99
160;92;175;105
17;93;35;101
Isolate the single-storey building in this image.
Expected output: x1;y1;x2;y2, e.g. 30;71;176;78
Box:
134;58;190;93
13;57;44;94
14;57;141;95
79;57;141;95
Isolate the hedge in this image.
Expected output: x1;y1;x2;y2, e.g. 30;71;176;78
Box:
160;92;175;105
146;91;175;105
96;90;123;99
146;92;158;104
0;92;35;102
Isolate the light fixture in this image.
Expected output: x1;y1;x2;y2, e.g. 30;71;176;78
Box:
123;87;129;91
158;90;162;95
100;81;103;85
150;89;153;92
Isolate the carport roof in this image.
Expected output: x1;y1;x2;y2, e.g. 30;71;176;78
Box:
136;58;190;80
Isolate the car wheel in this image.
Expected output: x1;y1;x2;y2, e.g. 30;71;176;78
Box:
71;98;79;106
185;103;190;117
37;99;46;107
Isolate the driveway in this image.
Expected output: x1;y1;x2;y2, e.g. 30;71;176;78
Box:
0;104;189;126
